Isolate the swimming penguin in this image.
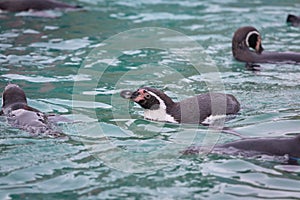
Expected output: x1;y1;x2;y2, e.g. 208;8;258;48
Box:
287;14;300;27
0;0;81;12
0;84;65;137
232;26;300;65
120;87;240;124
184;135;300;165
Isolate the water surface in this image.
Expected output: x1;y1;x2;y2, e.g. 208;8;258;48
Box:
1;0;300;199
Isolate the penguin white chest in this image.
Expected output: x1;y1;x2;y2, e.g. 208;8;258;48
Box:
144;108;177;123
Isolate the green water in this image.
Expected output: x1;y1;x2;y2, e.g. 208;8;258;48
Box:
1;0;300;199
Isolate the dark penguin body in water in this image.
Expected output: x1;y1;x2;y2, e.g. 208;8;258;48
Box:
232;26;300;66
120;87;240;125
1;84;65;137
287;14;300;27
184;135;300;165
0;0;81;12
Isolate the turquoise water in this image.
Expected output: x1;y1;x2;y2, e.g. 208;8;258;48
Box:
1;0;300;199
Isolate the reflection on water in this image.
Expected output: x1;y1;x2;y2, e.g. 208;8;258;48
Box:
1;0;300;199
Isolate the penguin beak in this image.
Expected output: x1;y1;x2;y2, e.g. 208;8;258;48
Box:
255;36;264;54
120;90;134;99
130;89;145;102
120;89;145;102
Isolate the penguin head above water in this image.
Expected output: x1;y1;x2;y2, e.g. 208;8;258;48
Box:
232;26;300;65
2;84;27;110
245;29;264;54
232;26;264;55
120;87;174;110
1;83;42;115
120;87;178;123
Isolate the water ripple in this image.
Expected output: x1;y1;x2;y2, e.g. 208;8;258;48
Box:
1;0;300;199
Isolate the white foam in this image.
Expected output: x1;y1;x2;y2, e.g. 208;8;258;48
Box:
202;114;227;125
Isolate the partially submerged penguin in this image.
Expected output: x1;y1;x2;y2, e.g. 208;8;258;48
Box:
232;26;300;67
120;87;240;124
0;0;81;12
287;14;300;27
0;84;65;137
184;134;300;165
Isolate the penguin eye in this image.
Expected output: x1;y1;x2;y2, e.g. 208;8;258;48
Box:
144;93;151;99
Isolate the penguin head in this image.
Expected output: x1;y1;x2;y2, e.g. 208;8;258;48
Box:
232;26;264;54
120;87;174;110
2;84;27;109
